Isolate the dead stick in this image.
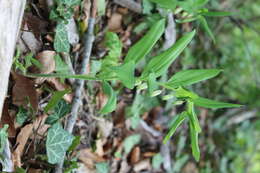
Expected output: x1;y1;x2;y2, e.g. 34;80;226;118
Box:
114;0;142;13
54;0;97;172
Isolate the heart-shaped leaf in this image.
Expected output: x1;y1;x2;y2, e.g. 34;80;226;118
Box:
46;123;74;164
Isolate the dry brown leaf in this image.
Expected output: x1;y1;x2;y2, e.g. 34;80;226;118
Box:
24;13;48;40
0;101;16;137
28;168;42;173
79;148;105;169
35;50;56;84
12;72;38;111
12;115;47;168
130;146;140;164
108;12;123;32
133;159;151;172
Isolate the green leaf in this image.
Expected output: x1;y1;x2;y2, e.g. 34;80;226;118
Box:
99;81;117;114
174;87;199;100
27;73;98;80
15;168;27;173
187;101;201;133
0;125;8;153
54;23;70;53
189;121;200;161
199;16;215;42
45;99;71;125
152;153;164;169
124;19;166;64
200;11;233;17
97;0;106;16
149;0;176;9
54;54;70;73
16;107;29;125
99;32;122;78
96;162;109;173
44;89;71;113
67;136;81;153
147;73;158;95
123;134;141;154
46;123;74;164
165;69;222;88
163;112;188;144
113;61;135;89
63;0;81;7
193;97;242;109
142;30;196;78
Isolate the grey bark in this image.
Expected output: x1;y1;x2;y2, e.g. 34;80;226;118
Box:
0;0;26;118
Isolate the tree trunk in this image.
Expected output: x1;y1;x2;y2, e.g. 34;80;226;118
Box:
0;0;26;118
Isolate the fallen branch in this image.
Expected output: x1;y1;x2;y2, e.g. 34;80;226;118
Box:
54;0;97;172
113;0;142;13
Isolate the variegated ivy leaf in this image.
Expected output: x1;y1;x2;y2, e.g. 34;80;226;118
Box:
54;23;70;53
46;123;74;164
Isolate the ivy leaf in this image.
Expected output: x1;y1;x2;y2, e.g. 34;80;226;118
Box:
54;54;70;74
46;99;71;125
16;106;29;125
96;162;109;173
63;0;81;7
163;112;188;144
113;60;135;89
189;121;200;162
123;134;141;154
152;153;164;169
54;23;70;53
44;89;71;113
0;125;8;153
46;123;74;164
124;19;166;64
165;69;222;88
99;81;117;114
193;97;242;109
142;30;196;78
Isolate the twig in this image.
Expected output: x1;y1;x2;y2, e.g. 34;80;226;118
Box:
61;52;75;84
113;0;142;13
54;0;97;172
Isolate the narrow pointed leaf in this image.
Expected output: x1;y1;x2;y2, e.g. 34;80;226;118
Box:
147;73;158;95
99;81;117;114
165;69;222;88
124;19;166;64
142;30;196;78
199;16;215;42
113;61;135;89
148;0;177;9
200;11;233;17
189;122;200;162
193;97;242;109
187;101;201;133
163;112;188;144
27;73;99;80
